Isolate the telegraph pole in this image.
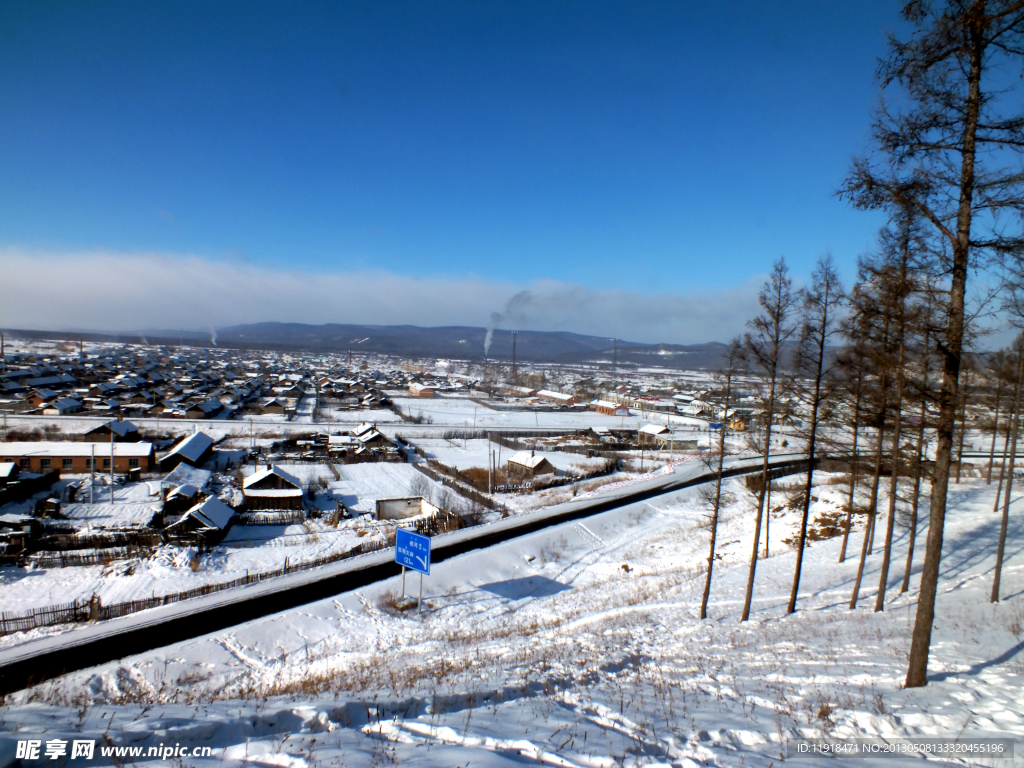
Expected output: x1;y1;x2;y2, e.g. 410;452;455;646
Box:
110;427;115;504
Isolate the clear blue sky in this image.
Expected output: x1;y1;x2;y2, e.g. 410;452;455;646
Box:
0;1;899;339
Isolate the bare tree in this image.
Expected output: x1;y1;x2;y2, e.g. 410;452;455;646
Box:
993;335;1023;601
839;0;1024;688
845;256;901;610
836;347;867;564
740;257;798;623
787;255;845;614
876;208;934;612
900;288;940;595
701;340;742;620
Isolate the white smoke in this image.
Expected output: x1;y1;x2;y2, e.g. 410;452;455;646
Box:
483;290;533;356
210;328;218;346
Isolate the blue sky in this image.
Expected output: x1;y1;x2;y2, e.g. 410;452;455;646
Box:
0;1;897;341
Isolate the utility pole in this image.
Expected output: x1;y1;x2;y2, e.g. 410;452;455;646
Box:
110;425;115;504
90;443;95;505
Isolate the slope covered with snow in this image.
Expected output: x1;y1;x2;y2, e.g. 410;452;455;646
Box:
1;476;1021;767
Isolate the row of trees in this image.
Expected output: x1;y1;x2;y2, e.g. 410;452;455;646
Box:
700;0;1024;689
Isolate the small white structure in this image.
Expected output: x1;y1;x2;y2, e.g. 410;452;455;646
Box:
375;496;440;521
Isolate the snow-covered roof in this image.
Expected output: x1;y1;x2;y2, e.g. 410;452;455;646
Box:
639;424;669;435
243;488;304;498
536;390;574;402
47;397;82;410
88;419;139;437
162;463;212;489
167;483;199;500
0;442;154;458
184;497;234;530
509;451;551;469
162;431;215;464
243;465;302;490
0;462;17;479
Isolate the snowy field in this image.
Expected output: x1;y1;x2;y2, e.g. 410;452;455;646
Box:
327;463;446;515
412;437;610;474
392;396;646;429
1;474;1021;766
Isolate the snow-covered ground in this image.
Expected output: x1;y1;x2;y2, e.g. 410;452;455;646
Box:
392;396;647;429
413;437;610;474
327;463;445;515
2;473;1020;766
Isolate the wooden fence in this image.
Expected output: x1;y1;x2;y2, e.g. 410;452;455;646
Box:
0;537;391;637
236;510;307;526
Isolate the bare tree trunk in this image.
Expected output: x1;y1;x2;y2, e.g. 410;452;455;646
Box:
955;369;971;482
839;376;863;563
741;412;774;622
900;395;929;595
905;22;981;690
987;377;1003;484
701;354;736;619
876;336;906;611
851;422;886;610
992;342;1024;602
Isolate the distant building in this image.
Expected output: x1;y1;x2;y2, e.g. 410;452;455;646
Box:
42;397;83;415
637;424;669;445
83;419;141;442
409;382;434;397
536;390;577;406
590;399;630;417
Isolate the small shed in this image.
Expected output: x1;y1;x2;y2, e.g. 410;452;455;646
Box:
375;496;441;521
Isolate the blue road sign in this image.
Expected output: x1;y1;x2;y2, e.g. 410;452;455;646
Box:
395;528;431;575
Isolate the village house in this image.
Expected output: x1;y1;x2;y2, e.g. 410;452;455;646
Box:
242;465;303;510
408;382;434;397
164;496;235;542
536;389;577;407
83;419;141;442
637;423;670;446
42;397;83;415
158;431;215;471
0;441;156;473
589;399;630;416
507;450;556;478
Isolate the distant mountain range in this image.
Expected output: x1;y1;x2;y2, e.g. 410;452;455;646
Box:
6;322;731;369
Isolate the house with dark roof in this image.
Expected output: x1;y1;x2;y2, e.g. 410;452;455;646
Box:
158;431;215;471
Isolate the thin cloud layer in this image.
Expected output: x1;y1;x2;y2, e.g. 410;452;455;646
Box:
0;249;761;345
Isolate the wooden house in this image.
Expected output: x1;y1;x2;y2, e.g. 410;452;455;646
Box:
507;451;555;478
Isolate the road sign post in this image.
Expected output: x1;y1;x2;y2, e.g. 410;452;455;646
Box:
395;528;431;613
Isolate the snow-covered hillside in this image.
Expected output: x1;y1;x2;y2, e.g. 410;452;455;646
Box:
1;476;1021;767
